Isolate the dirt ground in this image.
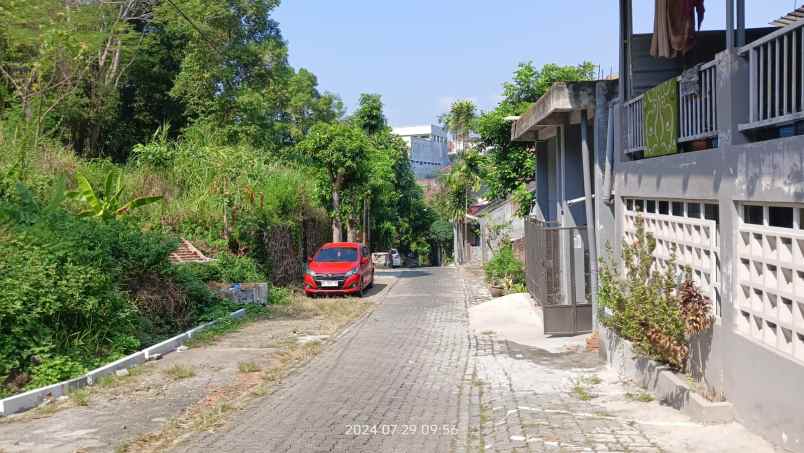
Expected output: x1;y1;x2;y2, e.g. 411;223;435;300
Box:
0;275;395;453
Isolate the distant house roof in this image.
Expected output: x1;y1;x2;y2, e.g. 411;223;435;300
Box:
392;125;445;137
771;6;804;27
170;239;212;264
474;181;537;218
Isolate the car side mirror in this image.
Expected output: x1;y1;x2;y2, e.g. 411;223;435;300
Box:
307;256;313;262
361;257;369;265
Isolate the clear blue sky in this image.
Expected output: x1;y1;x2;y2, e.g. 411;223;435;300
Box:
274;1;799;127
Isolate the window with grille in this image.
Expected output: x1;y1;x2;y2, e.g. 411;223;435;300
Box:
623;198;721;317
736;203;804;363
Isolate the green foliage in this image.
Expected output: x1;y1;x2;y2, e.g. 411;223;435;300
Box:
0;186;234;395
184;252;265;283
296;121;372;238
598;216;714;370
511;183;535;218
501;61;596;112
131;124;176;169
474;61;594;200
352;93;387;135
26;357;87;390
66;171;163;220
439;99;477;147
484;242;525;292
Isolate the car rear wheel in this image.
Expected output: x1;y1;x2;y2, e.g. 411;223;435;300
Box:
367;272;374;289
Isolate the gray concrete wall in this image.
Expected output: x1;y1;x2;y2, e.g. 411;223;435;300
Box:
612;49;804;452
409;137;450;179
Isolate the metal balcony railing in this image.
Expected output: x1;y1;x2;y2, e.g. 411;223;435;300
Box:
679;61;719;142
624;62;718;155
740;20;804;131
624;94;645;154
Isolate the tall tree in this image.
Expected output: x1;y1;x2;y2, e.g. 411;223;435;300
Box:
478;61;595;200
297;122;371;242
352;93;386;136
439;99;477;154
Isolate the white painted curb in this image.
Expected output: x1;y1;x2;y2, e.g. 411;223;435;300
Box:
0;308;247;417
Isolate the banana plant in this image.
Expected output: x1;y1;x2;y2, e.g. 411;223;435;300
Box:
66;171;162;220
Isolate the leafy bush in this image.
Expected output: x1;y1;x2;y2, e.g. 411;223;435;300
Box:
0;186;231;395
184;252;266;283
598;216;714;370
484;242;525;293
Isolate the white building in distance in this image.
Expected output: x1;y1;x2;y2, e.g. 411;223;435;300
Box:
392;125;450;179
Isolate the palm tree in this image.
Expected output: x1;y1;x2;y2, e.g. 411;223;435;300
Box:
440;100;477;155
441;149;484;263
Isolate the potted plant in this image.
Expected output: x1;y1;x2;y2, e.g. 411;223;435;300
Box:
489;278;506;297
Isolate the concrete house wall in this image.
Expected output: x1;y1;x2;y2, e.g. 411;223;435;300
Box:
606;2;804;447
392;125;450;179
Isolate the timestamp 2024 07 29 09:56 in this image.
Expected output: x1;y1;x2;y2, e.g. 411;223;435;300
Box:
344;424;459;436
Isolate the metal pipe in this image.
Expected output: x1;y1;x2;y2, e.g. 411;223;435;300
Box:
580;110;600;326
726;0;735;49
736;0;746;47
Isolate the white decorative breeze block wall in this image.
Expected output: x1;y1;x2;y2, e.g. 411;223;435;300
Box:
623;201;721;317
736;206;804;363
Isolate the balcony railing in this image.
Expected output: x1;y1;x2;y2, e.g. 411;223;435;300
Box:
624;62;718;155
679;61;718;142
740;20;804;131
624;94;645;154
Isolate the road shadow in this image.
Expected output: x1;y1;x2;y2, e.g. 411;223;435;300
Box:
364;283;387;297
375;269;432;279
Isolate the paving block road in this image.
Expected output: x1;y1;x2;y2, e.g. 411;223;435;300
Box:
177;267;778;453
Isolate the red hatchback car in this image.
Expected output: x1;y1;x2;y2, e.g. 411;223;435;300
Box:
304;242;374;297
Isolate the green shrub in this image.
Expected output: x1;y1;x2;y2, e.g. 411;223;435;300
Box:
484;242;525;292
598;215;714;370
0;187;232;394
183;252;265;283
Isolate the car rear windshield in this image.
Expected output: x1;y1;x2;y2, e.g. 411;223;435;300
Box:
315;247;358;262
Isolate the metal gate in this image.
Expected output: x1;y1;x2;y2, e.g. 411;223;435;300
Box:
525;219;592;336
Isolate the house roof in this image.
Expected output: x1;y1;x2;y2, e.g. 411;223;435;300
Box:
474;181;537;218
510;80;618;142
771;6;804;27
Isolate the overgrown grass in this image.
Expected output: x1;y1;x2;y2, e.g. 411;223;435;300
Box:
238;362;260;373
163;365;195;380
69;388;91;406
625;391;655;403
96;366;148;389
185;305;272;348
570;375;601;401
572;383;594;401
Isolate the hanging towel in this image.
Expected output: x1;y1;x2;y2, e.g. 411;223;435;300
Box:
651;0;675;58
644;78;679;158
651;0;705;58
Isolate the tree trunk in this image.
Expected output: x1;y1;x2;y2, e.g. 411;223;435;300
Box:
332;185;342;242
347;222;356;242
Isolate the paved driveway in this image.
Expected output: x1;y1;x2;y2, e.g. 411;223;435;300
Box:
178;267;777;453
179;267;472;453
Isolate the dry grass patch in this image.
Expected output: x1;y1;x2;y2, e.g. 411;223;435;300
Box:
163;365;196;380
120;293;372;452
69;388;91;406
238;362;260;373
273;294;372;335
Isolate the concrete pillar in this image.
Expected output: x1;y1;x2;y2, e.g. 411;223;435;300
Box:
716;49;749;148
